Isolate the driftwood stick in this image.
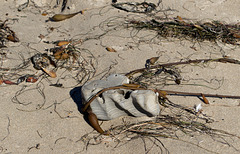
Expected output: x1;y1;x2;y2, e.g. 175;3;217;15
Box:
160;90;240;99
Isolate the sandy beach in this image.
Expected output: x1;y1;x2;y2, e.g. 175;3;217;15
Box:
0;0;240;153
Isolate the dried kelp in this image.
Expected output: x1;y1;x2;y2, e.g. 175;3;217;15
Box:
0;19;19;47
126;57;240;88
126;18;240;45
80;56;240;153
112;2;157;14
61;0;68;12
80;98;240;153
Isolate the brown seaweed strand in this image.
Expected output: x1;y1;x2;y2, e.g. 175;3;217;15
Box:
159;90;240;99
125;57;240;77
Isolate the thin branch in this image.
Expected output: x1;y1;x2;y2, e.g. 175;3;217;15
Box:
159;90;240;99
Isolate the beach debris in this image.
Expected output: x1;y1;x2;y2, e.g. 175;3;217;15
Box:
56;40;71;46
3;80;17;85
26;76;38;83
87;109;105;134
6;34;19;42
145;57;159;68
106;47;116;52
31;53;56;70
122;83;141;88
48;10;84;22
31;53;57;77
79;56;240;135
41;67;57;78
50;43;79;62
127;57;240;87
163;67;181;85
81;74;160;134
49;83;63;87
81;74;160;120
175;16;186;24
201;93;209;104
17;0;29;11
135;64;182;85
157;90;167;100
0;20;19;46
51;47;66;60
17;75;39;84
126;18;240;45
127;57;240;77
112;2;156;13
17;76;27;84
41;12;48;16
82;76;240;135
195;103;202;113
61;0;68;12
38;34;45;39
149;57;159;65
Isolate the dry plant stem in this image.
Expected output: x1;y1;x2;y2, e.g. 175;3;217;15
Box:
160;90;240;99
125;57;240;76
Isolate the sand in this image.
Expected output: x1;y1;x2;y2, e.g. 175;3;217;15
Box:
0;0;240;153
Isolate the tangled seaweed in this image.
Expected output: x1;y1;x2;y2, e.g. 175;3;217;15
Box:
0;19;19;47
112;2;157;14
80;56;240;153
80;101;240;153
125;18;240;45
1;1;240;153
48;41;97;88
0;37;96;113
126;57;240;89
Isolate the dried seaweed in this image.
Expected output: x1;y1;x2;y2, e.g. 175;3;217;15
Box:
80;91;240;153
1;1;240;153
0;19;19;47
112;2;157;14
126;57;240;88
80;56;240;153
126;18;240;45
61;0;68;12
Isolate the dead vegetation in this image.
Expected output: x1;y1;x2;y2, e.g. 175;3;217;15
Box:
0;0;240;153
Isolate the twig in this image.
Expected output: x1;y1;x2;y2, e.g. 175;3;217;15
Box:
160;90;240;99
